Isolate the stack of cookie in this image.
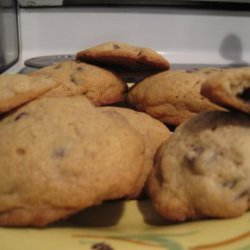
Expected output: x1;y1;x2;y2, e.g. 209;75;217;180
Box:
0;43;171;226
0;41;249;227
147;67;250;221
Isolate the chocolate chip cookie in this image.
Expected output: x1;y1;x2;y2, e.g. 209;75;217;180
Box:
0;96;145;226
76;41;170;82
127;68;225;126
29;60;127;106
147;111;250;221
201;66;250;114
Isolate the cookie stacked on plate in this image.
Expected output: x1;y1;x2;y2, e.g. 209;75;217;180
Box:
76;43;250;222
0;42;171;226
0;41;249;227
146;67;250;221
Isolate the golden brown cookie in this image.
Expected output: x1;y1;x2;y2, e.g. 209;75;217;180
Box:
127;68;225;126
0;74;60;114
76;41;170;82
201;66;250;114
29;60;127;106
0;96;145;226
147;111;250;221
99;106;171;198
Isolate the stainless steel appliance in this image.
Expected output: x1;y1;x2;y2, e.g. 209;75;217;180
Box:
2;0;250;74
0;0;19;73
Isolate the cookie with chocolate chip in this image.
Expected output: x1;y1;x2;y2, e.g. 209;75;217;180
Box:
0;96;145;226
201;66;250;114
76;41;170;82
0;74;60;114
127;68;225;126
99;106;171;198
147;110;250;221
29;60;127;106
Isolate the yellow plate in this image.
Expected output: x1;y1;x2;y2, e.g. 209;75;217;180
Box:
0;200;249;250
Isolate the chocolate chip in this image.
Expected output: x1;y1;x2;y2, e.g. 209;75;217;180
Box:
237;189;249;199
185;147;218;175
236;87;250;102
92;242;114;250
113;44;120;50
211;124;218;131
14;112;29;121
186;147;204;164
137;49;143;56
76;66;84;72
16;148;26;155
52;147;65;159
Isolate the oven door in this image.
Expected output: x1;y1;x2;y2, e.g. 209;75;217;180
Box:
0;0;19;73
